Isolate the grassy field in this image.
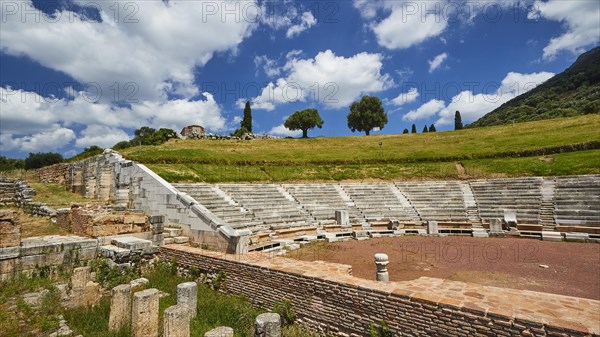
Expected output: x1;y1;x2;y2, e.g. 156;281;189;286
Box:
122;114;599;182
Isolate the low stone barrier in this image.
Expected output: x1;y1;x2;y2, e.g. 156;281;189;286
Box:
160;245;600;337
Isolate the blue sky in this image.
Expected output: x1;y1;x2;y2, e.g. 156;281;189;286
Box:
1;0;599;158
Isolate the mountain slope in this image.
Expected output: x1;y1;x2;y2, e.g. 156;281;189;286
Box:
469;46;600;127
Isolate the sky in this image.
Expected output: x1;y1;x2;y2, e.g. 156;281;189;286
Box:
1;0;599;158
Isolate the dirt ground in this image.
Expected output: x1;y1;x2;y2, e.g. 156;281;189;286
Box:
287;236;600;300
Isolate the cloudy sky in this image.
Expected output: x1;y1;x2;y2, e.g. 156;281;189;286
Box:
1;0;598;157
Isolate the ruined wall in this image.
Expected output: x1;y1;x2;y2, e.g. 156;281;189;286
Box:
55;152;248;253
160;245;599;337
0;210;20;248
0;177;56;217
56;206;150;238
37;163;69;184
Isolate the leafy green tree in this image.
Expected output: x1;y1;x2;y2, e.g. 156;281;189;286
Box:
112;141;132;150
283;108;324;138
429;124;437;132
242;101;252;133
402;128;409;134
411;124;417;134
231;126;249;138
0;156;24;171
347;96;387;136
422;125;428;133
455;111;463;130
24;152;63;170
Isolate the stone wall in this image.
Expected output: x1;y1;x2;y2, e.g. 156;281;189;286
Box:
0;210;20;248
0;177;57;217
160;245;600;337
55;151;249;253
37;163;69;184
56;206;150;237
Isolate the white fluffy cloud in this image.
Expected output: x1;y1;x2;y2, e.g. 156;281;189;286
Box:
286;11;316;38
355;0;448;49
268;124;302;137
391;88;420;106
402;71;555;125
0;0;256;102
528;0;600;60
75;125;130;149
403;99;445;121
244;50;393;110
1;87;226;152
428;53;448;73
254;55;282;77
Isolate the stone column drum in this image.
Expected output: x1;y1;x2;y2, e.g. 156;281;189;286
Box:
132;288;160;337
374;253;389;282
109;284;132;332
164;304;191;337
255;313;281;337
177;281;198;319
205;326;234;337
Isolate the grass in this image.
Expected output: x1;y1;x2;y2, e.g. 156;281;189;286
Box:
17;209;69;238
28;182;89;207
118;115;600;182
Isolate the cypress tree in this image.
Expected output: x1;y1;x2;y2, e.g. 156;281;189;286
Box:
242;101;253;133
429;124;436;132
454;111;463;130
422;125;428;133
402;128;409;134
411;124;417;134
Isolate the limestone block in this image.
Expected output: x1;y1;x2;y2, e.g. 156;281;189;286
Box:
254;313;281;337
335;210;350;227
130;278;149;292
205;327;234;337
427;221;439;235
177;282;198;319
111;237;153;250
84;281;101;307
163;304;191;337
109;284;132;332
69;266;91;307
132;288;160;337
374;253;389;282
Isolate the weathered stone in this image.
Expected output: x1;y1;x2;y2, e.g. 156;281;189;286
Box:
335;210;350;227
0;211;20;248
130;278;149;292
84;281;101;307
109;284;131;332
488;218;505;237
132;288;160;337
111;236;153;250
69;266;91;307
427;221;439;235
163;304;191;337
177;282;198;319
255;313;281;337
205;326;234;337
374;253;389;282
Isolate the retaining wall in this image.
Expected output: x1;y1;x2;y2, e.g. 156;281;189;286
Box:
160;245;600;337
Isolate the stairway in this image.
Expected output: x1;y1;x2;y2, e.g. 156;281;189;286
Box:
540;178;556;231
460;182;481;225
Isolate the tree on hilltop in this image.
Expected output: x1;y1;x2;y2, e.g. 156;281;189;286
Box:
347;96;387;136
284;108;324;138
242;101;253;133
429;124;437;132
455;111;463;130
402;128;409;134
422;125;428;133
411;124;417;134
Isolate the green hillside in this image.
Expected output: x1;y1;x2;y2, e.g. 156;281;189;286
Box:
469;46;600;127
120;115;600;182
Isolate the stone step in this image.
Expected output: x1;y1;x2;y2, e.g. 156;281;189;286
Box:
111;236;153;250
164;227;183;237
173;236;189;244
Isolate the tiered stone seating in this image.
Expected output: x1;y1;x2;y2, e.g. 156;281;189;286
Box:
218;184;316;230
469;178;543;225
283;184;365;225
396;181;468;223
340;183;420;223
173;184;265;232
554;175;600;230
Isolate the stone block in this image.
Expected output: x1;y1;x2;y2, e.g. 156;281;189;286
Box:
164;304;191;337
109;284;132;332
472;228;489;238
427;221;439;235
177;282;198;319
132;288;160;337
174;236;189;244
100;245;131;260
335;210;350;227
130;278;149;292
255;313;281;337
111;236;153;250
565;232;589;242
541;231;563;242
163;238;175;245
84;281;101;307
0;246;20;260
205;327;234;337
